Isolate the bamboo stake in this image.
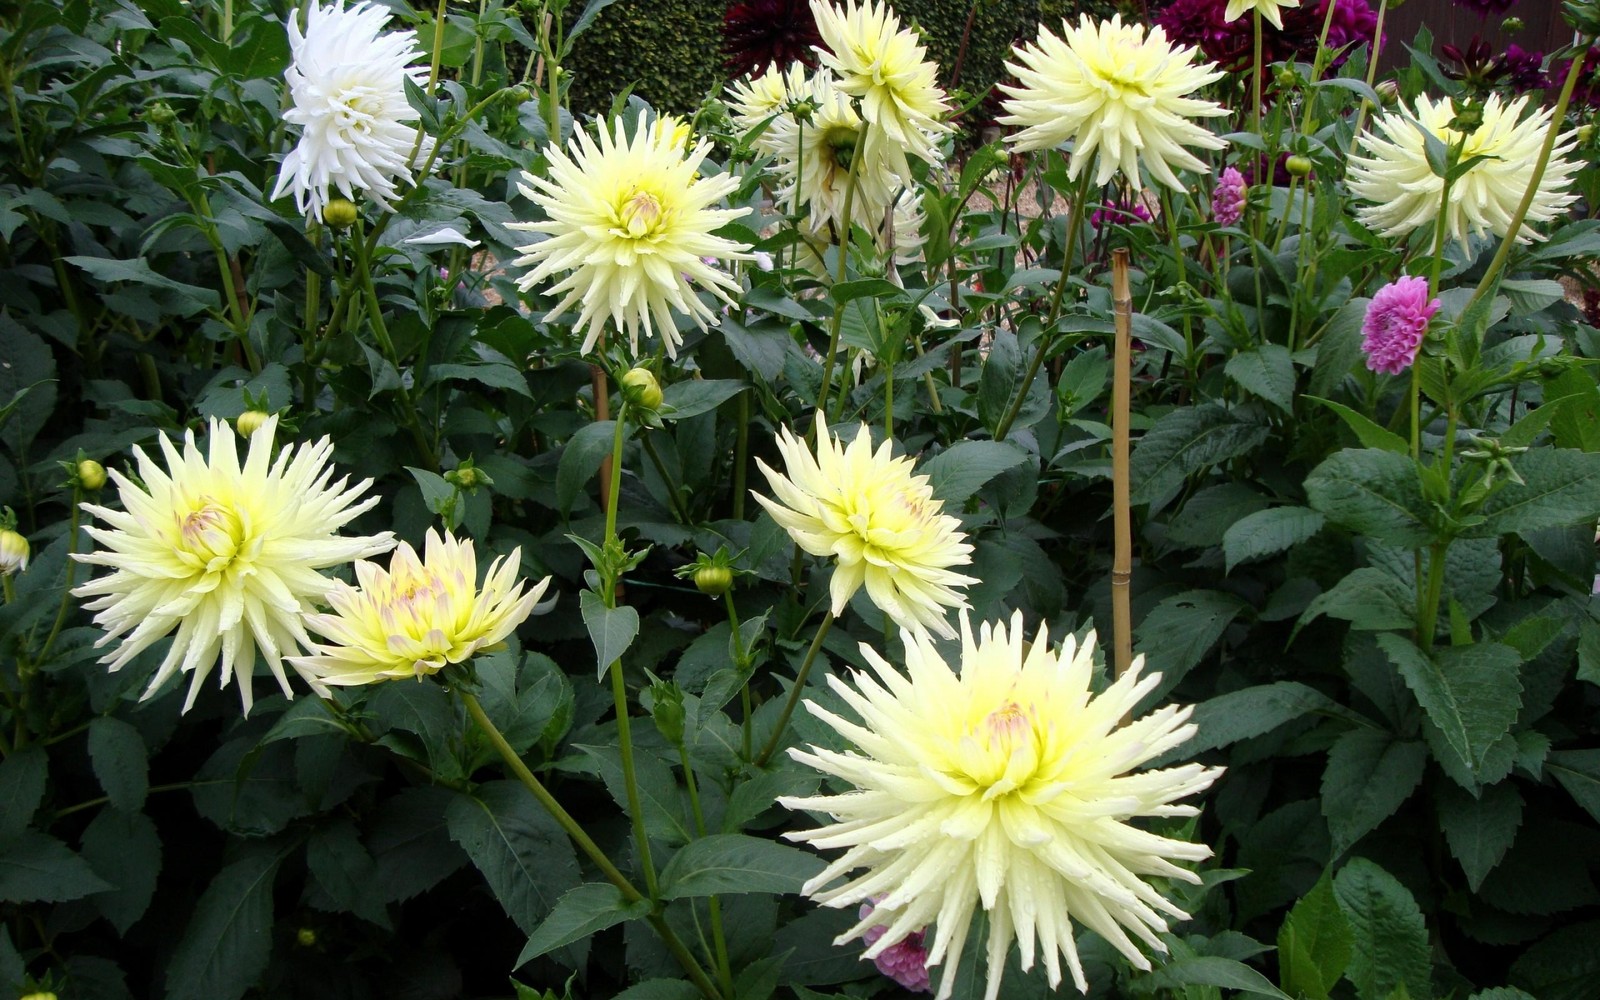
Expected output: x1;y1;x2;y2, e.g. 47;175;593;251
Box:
1110;248;1134;682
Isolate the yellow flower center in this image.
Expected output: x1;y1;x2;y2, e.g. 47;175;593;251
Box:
983;701;1032;752
619;188;666;239
959;696;1045;793
176;500;244;573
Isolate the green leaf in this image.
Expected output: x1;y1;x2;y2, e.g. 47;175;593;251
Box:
1308;299;1370;398
1334;858;1433;1000
612;981;702;1000
429;362;533;397
1166;483;1268;549
1547;750;1600;825
306;820;387;927
0;320;56;442
1305;449;1436;546
1224;506;1326;572
1436;780;1523;892
1307;397;1409;453
0;745;46;842
1322;730;1427;856
1471;449;1600;537
369;680;462;781
1134;590;1246;696
515;883;650;967
1278;873;1352;1000
1160;682;1337;762
1298;567;1416;633
830;277;903;305
556;420;619;517
977;328;1021;433
165;852;280;1000
0;830;113;903
719;317;790;382
1378;635;1524;785
1509;921;1600;1000
921;440;1030;505
446;782;580;937
80;809;162;935
580;590;639;679
1225;344;1296;412
1130;405;1271;509
662;379;745;420
88;716;149;812
658;834;824;899
1149;956;1293;999
63;255;221;316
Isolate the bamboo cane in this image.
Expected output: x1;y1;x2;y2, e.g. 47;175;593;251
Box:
1110;248;1134;682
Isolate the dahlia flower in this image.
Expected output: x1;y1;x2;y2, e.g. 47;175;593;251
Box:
270;1;433;222
1347;93;1580;245
1453;0;1515;14
998;16;1229;191
1212;165;1247;225
781;611;1223;1000
73;416;394;714
0;527;28;576
1361;276;1440;375
1155;0;1378;73
510;113;753;358
290;529;551;686
727;61;812;139
763;70;900;235
752;415;976;639
861;899;932;992
810;0;952;178
723;0;821;79
1224;0;1301;29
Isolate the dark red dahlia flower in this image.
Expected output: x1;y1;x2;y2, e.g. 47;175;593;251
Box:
722;0;821;80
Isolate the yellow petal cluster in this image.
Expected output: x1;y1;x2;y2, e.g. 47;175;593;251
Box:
782;611;1222;1000
753;415;975;639
511;113;753;359
1347;93;1580;246
999;16;1228;191
291;529;552;686
74;416;394;714
1223;0;1301;30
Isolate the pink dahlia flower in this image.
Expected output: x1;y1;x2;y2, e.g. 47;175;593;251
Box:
1213;166;1247;226
858;900;931;992
1362;276;1440;375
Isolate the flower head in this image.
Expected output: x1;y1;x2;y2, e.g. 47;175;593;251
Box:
762;70;900;236
290;529;551;686
723;0;822;79
999;16;1228;191
861;899;932;992
781;611;1223;1000
1090;197;1153;231
1361;276;1440;375
1212;165;1247;225
810;0;952;179
753;415;975;639
1347;93;1580;246
511;113;753;359
270;1;433;222
1155;0;1377;73
73;417;394;714
0;527;28;576
1224;0;1301;29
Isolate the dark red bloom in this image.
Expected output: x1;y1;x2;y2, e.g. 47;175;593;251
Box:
1452;0;1517;15
1500;44;1547;91
1154;0;1379;73
1556;46;1600;109
722;0;821;80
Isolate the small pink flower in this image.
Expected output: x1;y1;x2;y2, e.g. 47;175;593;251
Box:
1090;198;1152;230
858;900;932;993
1213;166;1246;226
1362;275;1440;375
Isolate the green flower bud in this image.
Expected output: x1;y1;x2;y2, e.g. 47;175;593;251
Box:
0;528;29;576
76;459;107;491
236;410;271;436
20;992;59;1000
1284;155;1313;177
1501;16;1524;32
694;564;733;596
1375;80;1401;106
620;367;663;411
296;927;318;947
649;679;686;746
145;101;176;126
1274;67;1298;89
323;198;359;229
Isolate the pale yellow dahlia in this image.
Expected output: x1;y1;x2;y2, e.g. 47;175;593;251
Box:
73;416;394;714
290;529;551;686
727;61;812;140
810;0;952;179
998;16;1228;191
1223;0;1301;30
781;611;1222;1000
510;113;753;358
753;415;975;639
1347;93;1580;246
764;71;899;236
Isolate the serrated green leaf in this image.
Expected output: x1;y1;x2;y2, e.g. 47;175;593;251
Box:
1322;730;1427;856
0;830;113;903
88;716;148;812
165;852;280;1000
446;782;580;937
1298;567;1416;633
659;834;824;899
1130;405;1270;509
1224;506;1326;572
1150;956;1293;999
1509;921;1600;1000
556;420;619;516
1305;449;1436;546
1134;589;1246;696
0;745;46;842
1436;780;1523;892
920;440;1030;504
1547;750;1600;825
1470;449;1600;537
1334;858;1433;1000
1157;682;1337;764
1378;635;1524;785
80;809;162;935
580;590;638;680
516;883;650;967
661;379;744;420
1278;873;1352;1000
1307;396;1409;453
1226;344;1296;412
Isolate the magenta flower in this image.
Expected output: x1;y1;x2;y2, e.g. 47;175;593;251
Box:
858;900;931;993
1362;276;1440;375
1091;198;1153;230
1213;166;1247;226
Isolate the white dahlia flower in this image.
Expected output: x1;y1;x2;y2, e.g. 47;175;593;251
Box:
1347;93;1580;246
74;416;394;714
1223;0;1301;29
764;71;899;236
998;16;1228;191
753;415;975;639
291;529;551;686
270;1;434;222
782;611;1222;1000
510;113;753;359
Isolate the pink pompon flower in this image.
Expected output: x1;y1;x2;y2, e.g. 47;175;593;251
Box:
1362;276;1440;375
1213;165;1247;226
859;900;932;993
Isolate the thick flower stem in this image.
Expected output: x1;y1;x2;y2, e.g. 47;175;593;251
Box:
610;659;660;899
640;433;693;525
350;224;439;469
815;152;864;426
461;693;723;1000
754;613;833;768
678;744;735;996
723;592;753;760
1416;541;1450;650
1349;0;1390;142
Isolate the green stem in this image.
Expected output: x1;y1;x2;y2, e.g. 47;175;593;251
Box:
640;432;692;525
462;693;723;1000
732;391;749;520
604;406;627;545
35;491;81;666
610;659;659;899
724;591;752;760
883;356;894;440
754;614;833;768
1349;0;1390;142
1417;541;1450;650
678;743;735;996
1161;187;1194;360
350;222;439;468
815;151;864;424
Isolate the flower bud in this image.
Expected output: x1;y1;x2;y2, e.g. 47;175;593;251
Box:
20;993;58;1000
1578;124;1597;146
144;101;176;126
507;85;532;104
649;679;686;746
1274;67;1298;89
1501;16;1523;32
236;410;271;436
1375;79;1401;105
0;529;29;576
323;198;359;229
76;459;107;491
620;368;663;411
1284;155;1313;178
297;927;318;947
694;564;733;596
